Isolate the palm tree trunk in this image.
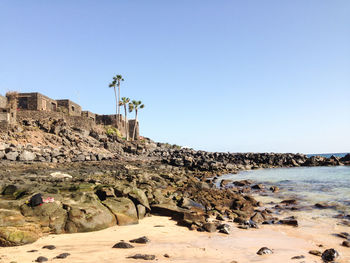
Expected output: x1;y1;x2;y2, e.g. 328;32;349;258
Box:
124;104;128;140
117;82;121;123
133;110;138;140
114;87;118;119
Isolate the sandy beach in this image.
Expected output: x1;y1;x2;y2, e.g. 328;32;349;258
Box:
1;214;349;263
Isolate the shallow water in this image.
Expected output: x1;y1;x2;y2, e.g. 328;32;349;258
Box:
222;166;350;215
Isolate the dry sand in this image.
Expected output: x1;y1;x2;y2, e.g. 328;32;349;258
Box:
1;214;350;263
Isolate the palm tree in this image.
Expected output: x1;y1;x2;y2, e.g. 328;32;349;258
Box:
119;97;130;140
108;74;124;123
129;100;145;140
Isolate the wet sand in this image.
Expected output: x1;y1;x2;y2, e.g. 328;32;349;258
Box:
1;215;350;263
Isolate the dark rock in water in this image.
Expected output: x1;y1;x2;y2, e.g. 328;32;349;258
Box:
42;245;56;250
202;222;217;233
315;202;336;209
127;254;156;260
35;257;48;262
55;253;70;259
129;236;150;244
291;255;305;259
252;184;264;190
342;240;350;247
257;247;273;255
220;179;233;187
321;248;339;262
281;199;297;205
270;186;279;192
112;241;134;248
309;250;322;256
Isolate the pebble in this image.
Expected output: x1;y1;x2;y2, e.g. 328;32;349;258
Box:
129;236;150;244
256;247;273;255
291;255;305;259
112;241;134;248
127;254;156;260
27;250;38;253
42;245;56;250
342;240;350;247
35;256;48;262
309;250;322;256
55;253;71;259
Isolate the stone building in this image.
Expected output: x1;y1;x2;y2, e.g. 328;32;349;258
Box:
57;99;82;117
82;111;96;121
17;92;58;112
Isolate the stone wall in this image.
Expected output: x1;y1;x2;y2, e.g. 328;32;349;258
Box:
82;111;96;121
0;96;7;108
57;100;82;117
17;110;96;130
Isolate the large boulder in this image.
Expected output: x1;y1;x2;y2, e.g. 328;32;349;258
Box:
103;197;138;226
64;192;116;233
20;201;67;234
0;224;42;246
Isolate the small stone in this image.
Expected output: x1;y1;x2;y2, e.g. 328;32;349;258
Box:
42;245;56;250
163;254;170;258
321;248;339;262
336;232;350;239
55;253;70;259
127;254;156;260
279;218;298;227
291;255;305;259
342;240;350;247
129;236;150;244
112;241;134;248
35;257;48;262
309;250;322;256
257;247;273;255
27;250;38;253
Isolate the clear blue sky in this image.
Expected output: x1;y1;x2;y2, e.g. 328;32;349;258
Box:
0;1;349;154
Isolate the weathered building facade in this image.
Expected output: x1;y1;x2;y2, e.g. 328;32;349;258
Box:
81;111;96;121
57;99;82;117
17;93;58;112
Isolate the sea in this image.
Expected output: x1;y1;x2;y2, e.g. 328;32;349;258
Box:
220;152;350;216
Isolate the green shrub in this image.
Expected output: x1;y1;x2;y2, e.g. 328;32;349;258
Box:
105;126;122;137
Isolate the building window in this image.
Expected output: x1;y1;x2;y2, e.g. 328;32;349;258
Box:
71;105;75;112
18;97;28;109
51;103;57;111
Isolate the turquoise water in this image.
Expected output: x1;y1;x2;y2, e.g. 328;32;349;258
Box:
222;166;350;214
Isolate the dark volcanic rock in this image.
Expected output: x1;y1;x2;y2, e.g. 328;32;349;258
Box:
55;253;70;259
257;247;273;255
42;245;56;250
129;236;150;244
112;241;134;248
35;256;48;262
291;255;305;259
127;254;156;260
309;250;322;256
321;248;339;262
202;222;217;233
342;240;350;247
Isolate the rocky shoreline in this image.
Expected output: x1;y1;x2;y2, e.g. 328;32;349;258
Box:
0;118;349;262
